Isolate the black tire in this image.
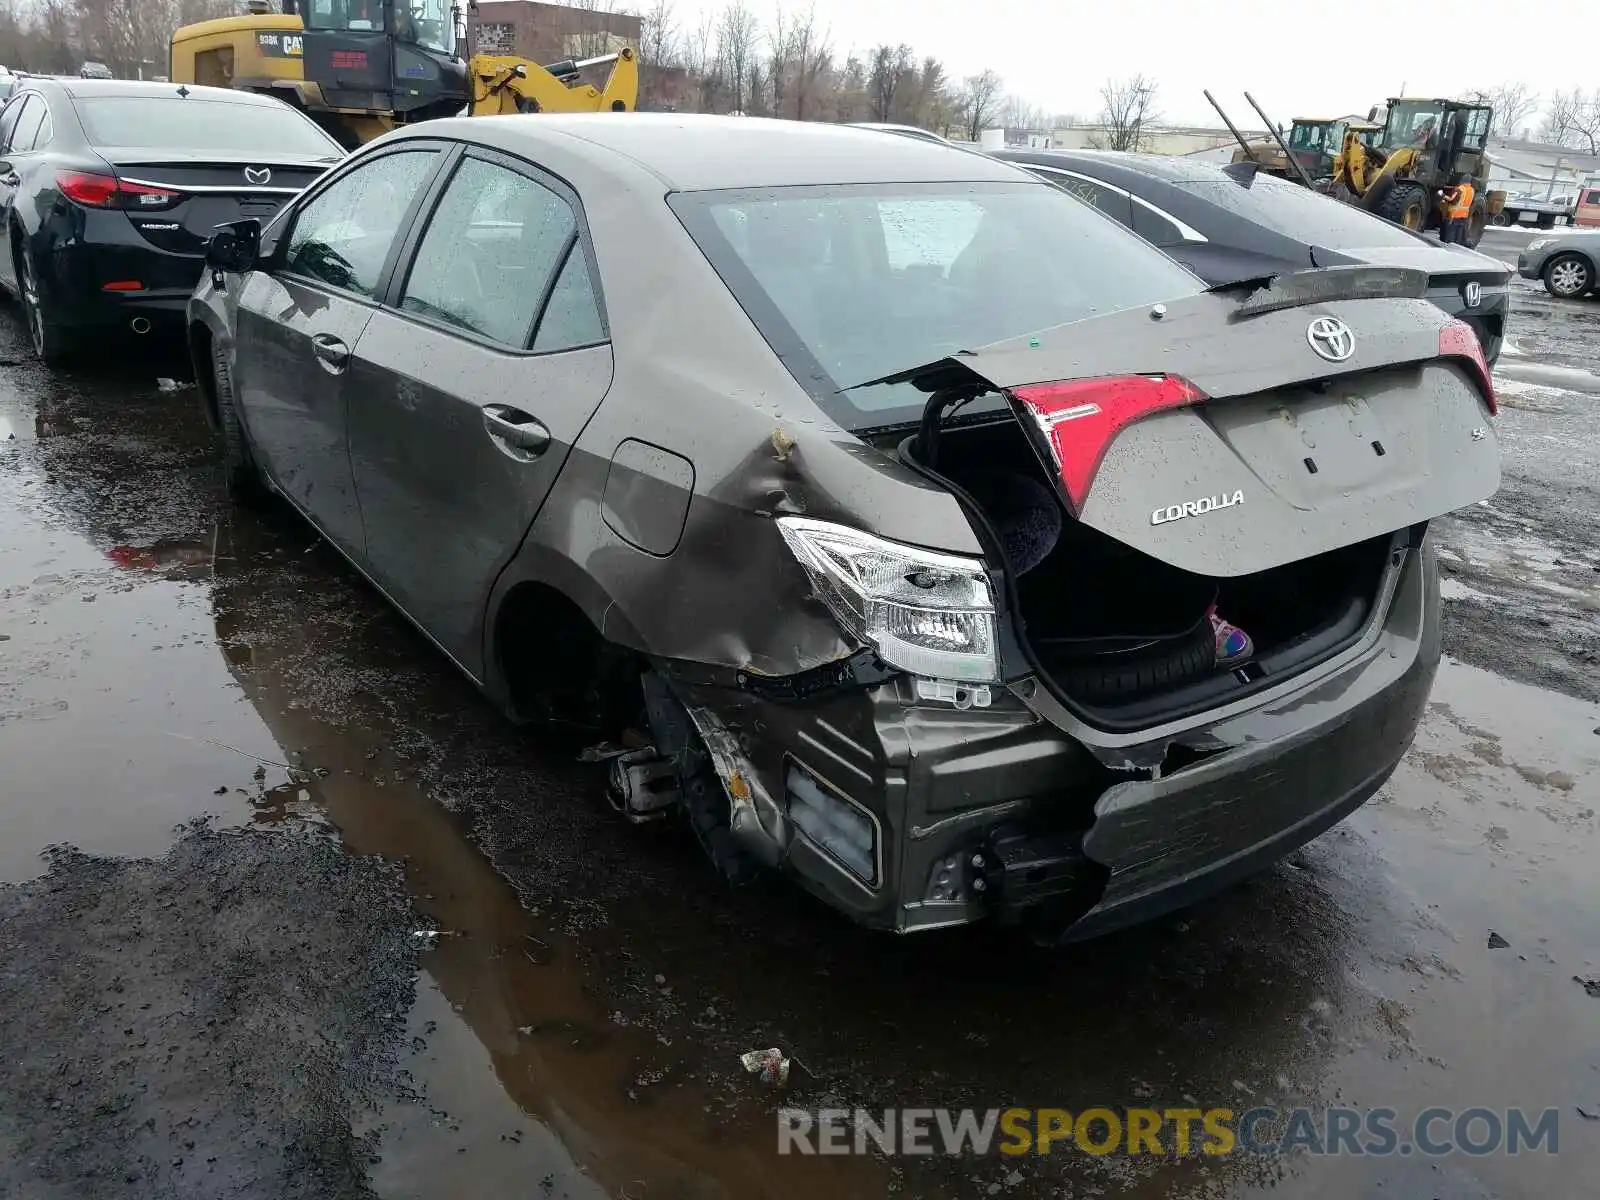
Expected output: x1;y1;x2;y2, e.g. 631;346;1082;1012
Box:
14;237;75;366
1490;210;1511;226
1054;618;1219;705
1536;214;1555;230
1465;204;1487;248
210;339;268;505
1375;180;1428;230
1542;252;1594;299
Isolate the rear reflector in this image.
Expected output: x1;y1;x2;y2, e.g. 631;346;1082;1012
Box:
1437;319;1497;415
1008;375;1206;513
57;171;181;211
102;280;144;292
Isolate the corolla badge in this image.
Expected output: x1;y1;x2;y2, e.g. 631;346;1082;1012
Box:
1464;281;1482;308
243;166;272;185
1151;490;1244;526
1306;316;1356;362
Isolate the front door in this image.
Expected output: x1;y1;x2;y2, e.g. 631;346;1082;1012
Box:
232;145;441;557
345;148;614;676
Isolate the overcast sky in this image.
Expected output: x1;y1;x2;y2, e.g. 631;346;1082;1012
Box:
663;0;1566;127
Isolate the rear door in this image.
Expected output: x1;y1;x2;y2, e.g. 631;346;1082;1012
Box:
233;144;442;558
345;147;613;677
0;92;47;292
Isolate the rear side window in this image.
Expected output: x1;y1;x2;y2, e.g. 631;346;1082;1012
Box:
1585;190;1600;206
73;97;341;157
1025;166;1135;228
673;181;1200;430
399;155;596;349
6;96;44;153
285;149;437;297
1171;174;1420;247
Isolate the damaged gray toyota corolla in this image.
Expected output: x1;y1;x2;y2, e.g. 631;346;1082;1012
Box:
188;113;1501;941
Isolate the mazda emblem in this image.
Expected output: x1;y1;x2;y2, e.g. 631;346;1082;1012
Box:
1464;281;1482;308
1306;316;1356;362
244;166;272;186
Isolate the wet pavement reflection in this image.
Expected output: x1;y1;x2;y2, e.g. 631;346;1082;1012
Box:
0;285;1596;1197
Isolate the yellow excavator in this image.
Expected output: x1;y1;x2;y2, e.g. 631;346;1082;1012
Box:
170;0;637;149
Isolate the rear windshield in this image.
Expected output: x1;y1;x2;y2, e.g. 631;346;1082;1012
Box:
74;97;341;156
1171;174;1422;249
671;181;1201;430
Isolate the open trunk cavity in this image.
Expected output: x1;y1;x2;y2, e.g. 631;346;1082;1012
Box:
902;417;1396;726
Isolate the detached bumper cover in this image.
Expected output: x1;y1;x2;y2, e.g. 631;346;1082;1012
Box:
667;538;1440;937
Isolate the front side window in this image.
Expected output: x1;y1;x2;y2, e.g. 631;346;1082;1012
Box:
285;149;437;296
395;0;455;54
400;155;598;349
673;181;1200;430
305;0;385;32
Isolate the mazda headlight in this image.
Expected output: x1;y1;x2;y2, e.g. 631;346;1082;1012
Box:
776;516;998;683
1527;237;1552;253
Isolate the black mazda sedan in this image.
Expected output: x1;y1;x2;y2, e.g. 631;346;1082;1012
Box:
0;78;342;363
994;149;1514;365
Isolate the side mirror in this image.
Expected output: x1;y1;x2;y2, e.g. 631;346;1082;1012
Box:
205;219;261;275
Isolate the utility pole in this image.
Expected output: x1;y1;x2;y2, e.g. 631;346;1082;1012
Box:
1546;156;1564;201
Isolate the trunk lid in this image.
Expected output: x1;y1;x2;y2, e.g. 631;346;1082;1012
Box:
917;288;1500;578
98;151;334;257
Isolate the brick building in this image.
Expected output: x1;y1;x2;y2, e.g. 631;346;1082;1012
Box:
470;1;641;62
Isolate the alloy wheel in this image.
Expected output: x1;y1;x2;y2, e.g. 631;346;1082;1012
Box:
1548;258;1589;296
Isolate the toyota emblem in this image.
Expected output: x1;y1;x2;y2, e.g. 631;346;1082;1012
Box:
1306;316;1356;362
244;166;272;185
1464;281;1482;308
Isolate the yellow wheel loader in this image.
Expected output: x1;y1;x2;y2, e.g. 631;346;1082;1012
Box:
170;0;637;149
1210;91;1505;248
1230;117;1377;182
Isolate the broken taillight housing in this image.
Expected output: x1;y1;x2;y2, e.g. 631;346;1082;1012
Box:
1008;374;1206;514
775;516;998;683
1437;319;1497;415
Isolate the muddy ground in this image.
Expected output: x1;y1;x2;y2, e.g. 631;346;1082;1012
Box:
1;225;1596;1198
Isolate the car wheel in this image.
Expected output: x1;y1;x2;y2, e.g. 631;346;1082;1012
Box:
210;339;268;504
1543;252;1594;298
15;239;74;366
1375;180;1428;230
1053;617;1218;704
1490;211;1510;226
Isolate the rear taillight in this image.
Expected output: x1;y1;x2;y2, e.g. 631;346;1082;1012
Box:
57;171;181;211
1438;319;1497;415
1009;375;1206;514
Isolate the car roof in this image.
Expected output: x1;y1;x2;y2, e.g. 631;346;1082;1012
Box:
412;113;1027;191
1001;148;1245;185
44;78;284;107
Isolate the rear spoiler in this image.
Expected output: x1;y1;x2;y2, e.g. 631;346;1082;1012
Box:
1228;264;1428;318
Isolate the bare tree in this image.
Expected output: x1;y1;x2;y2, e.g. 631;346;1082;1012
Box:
764;4;791;118
566;0;626;59
1091;74;1159;151
788;5;829;121
715;0;759;114
1467;81;1539;140
958;68;1003;142
999;93;1048;134
640;0;677;66
866;44;913;122
1540;87;1600;154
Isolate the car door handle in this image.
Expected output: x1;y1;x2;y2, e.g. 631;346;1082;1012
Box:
482;405;551;457
311;334;349;373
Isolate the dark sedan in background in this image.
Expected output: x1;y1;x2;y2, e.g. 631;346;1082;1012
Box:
996;149;1514;365
0;78;342;363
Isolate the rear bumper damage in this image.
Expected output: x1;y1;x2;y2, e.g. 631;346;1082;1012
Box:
659;531;1439;937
